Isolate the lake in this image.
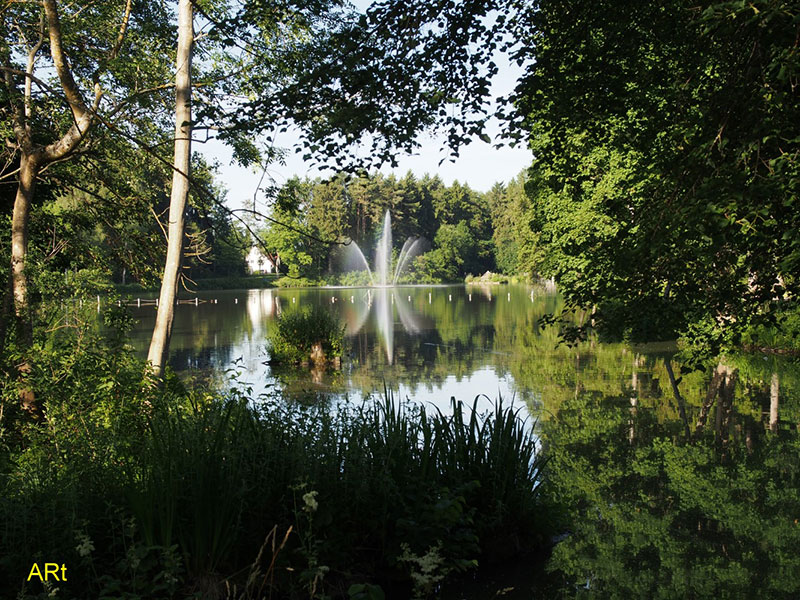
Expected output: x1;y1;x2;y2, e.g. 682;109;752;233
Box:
126;283;571;410
123;283;800;597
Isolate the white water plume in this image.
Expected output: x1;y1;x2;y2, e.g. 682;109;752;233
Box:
337;210;426;287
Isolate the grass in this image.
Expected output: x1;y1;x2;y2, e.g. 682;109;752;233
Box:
274;276;320;288
0;317;554;599
465;272;511;284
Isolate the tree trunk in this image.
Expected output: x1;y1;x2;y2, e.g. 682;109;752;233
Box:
147;0;193;375
11;152;39;345
629;354;640;444
0;280;12;357
769;371;779;433
694;363;738;442
2;0;101;417
744;415;754;454
694;366;724;439
717;366;737;462
9;151;41;416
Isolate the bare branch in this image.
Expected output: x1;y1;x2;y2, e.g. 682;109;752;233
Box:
24;11;46;121
0;167;22;183
150;205;169;243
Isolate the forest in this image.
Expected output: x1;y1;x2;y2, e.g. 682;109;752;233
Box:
2;0;799;598
257;171;530;285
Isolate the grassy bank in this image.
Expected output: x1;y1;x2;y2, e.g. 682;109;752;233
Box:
115;275;277;294
465;272;533;285
0;331;554;599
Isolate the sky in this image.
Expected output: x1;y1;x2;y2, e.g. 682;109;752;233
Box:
199;2;532;211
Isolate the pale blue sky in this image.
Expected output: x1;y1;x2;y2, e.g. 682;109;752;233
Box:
200;2;532;211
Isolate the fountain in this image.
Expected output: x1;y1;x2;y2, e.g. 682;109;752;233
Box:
330;211;430;363
340;211;426;287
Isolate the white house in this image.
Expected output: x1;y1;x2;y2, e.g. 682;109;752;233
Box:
246;246;277;274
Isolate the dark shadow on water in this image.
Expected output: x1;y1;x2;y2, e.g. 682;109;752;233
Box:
439;549;560;599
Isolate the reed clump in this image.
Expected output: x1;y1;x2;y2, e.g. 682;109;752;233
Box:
268;305;345;365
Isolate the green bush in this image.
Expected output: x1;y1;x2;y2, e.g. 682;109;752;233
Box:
335;270;373;287
125;393;551;598
274;276;320;288
0;307;171;599
465;271;512;284
268;305;345;364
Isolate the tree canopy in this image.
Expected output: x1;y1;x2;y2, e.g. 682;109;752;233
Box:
512;0;800;361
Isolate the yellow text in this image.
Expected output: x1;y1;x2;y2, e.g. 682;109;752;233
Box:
27;563;67;582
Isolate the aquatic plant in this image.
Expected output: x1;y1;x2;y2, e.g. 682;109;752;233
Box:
268;305;345;364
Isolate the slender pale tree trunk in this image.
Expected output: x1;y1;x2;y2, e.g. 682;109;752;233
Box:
769;372;779;433
10;152;39;348
147;0;193;375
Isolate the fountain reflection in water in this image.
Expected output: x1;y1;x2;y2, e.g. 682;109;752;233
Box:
342;288;426;365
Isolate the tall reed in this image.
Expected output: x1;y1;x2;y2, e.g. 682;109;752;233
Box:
2;379;553;599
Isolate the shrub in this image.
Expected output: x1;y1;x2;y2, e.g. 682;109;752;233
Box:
268;305;345;364
126;393;551;598
1;356;554;599
0;307;169;599
274;276;319;288
465;271;511;284
336;270;373;287
1;302;553;598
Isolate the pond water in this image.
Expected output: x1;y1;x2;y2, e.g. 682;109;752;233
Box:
123;284;800;597
126;284;568;410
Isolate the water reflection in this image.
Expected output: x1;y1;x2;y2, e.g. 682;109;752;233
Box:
534;351;800;598
340;288;429;364
246;288;278;339
119;285;800;596
125;285;538;406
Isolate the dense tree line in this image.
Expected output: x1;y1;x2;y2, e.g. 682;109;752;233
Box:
1;0;799;596
1;0;514;385
258;171;535;283
2;0;798;381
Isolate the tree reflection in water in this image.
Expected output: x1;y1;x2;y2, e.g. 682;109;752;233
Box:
538;353;800;598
